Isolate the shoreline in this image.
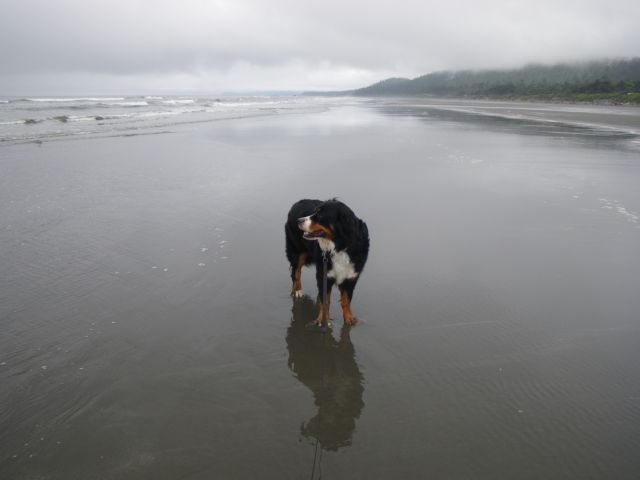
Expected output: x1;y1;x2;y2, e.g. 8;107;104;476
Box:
365;96;640;136
336;92;640;108
347;92;640;106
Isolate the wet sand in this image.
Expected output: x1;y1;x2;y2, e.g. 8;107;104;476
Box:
380;97;640;134
1;99;640;479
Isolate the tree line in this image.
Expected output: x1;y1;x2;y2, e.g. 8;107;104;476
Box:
350;59;640;103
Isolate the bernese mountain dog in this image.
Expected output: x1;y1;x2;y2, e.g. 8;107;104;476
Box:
285;199;369;326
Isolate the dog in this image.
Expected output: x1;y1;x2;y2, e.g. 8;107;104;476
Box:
285;199;369;325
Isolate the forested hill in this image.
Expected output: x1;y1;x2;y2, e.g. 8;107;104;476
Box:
350;59;640;103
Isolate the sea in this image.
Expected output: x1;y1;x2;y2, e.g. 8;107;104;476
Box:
0;95;334;146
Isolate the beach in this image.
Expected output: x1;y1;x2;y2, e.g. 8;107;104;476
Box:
1;97;640;479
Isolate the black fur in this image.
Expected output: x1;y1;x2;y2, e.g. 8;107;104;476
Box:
285;198;369;324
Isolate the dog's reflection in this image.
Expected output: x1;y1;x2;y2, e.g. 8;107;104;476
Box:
286;297;364;451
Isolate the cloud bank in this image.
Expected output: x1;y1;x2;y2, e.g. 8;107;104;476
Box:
2;0;639;94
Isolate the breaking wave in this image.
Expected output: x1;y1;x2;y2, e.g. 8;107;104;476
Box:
0;95;332;145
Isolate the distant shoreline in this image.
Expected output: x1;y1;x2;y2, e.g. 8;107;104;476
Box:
366;96;640;136
309;91;640;106
389;93;640;106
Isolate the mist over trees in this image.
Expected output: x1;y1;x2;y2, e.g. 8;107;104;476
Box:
350;59;640;103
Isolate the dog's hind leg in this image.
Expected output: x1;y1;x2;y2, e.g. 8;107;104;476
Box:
314;266;334;326
338;281;358;325
314;287;332;326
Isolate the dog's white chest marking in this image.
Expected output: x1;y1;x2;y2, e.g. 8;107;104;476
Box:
319;240;357;285
329;251;358;284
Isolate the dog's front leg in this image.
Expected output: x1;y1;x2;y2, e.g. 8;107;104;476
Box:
290;252;308;298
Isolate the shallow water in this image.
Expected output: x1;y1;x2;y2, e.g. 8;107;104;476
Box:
1;99;640;479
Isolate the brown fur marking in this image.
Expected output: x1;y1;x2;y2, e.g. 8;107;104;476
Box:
307;221;334;241
340;290;357;325
315;293;331;326
291;252;308;295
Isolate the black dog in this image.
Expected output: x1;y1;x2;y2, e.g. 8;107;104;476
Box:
285;199;369;325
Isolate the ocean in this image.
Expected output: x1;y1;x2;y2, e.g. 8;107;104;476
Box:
0;95;334;146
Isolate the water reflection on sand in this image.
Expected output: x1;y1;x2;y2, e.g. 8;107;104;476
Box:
286;297;364;452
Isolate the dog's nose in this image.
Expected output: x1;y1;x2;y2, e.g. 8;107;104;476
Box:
297;216;308;231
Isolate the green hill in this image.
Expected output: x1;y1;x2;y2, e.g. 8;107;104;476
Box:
351;59;640;104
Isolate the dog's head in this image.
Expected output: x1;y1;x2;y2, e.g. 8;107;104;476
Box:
297;200;358;244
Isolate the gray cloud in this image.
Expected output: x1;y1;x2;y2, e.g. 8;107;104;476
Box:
2;0;639;94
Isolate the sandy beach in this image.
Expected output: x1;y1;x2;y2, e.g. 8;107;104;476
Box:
380;97;640;135
1;98;640;479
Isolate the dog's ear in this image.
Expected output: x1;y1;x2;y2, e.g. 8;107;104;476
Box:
334;206;359;247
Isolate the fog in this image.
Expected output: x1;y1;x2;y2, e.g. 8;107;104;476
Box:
2;0;639;94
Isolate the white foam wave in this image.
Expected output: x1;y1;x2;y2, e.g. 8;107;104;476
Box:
92;109;188;120
68;115;97;123
27;97;126;102
217;100;279;108
162;99;195;105
137;110;182;118
1;95;309;145
111;101;148;107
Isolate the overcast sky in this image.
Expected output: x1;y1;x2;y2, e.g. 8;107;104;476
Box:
2;0;639;95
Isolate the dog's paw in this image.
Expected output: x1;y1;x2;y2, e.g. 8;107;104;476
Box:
344;314;358;326
292;289;304;299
